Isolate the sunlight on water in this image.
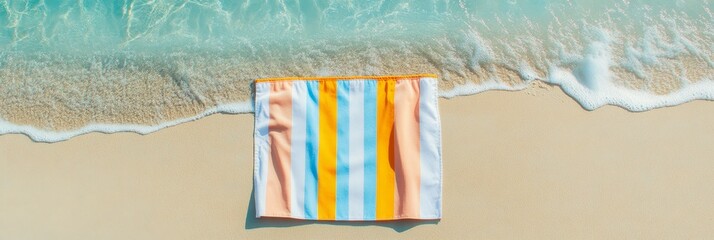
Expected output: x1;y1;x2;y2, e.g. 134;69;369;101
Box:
0;0;712;141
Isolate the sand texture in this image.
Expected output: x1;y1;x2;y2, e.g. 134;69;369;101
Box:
2;88;714;239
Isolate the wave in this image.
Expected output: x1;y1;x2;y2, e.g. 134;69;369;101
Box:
0;102;252;143
5;73;714;143
0;0;712;142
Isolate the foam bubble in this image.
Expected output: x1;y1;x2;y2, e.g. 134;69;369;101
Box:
549;67;714;111
0;102;253;143
0;0;712;142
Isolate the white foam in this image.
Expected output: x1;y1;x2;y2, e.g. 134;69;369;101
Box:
1;1;712;143
3;21;713;143
3;67;714;143
0;102;253;143
547;33;714;111
440;34;714;112
439;78;532;99
549;67;714;111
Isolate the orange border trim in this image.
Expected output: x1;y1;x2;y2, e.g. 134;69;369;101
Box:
255;74;438;83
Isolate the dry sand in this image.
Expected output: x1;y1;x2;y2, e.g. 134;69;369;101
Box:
2;87;714;239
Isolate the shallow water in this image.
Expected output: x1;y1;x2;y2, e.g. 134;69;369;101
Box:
0;0;712;142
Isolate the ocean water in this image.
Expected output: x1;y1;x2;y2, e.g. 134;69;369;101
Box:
0;0;712;142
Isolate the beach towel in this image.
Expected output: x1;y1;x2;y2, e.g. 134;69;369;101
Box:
253;74;442;221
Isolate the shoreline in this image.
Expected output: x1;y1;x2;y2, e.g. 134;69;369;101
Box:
4;77;714;142
0;43;711;133
3;73;714;143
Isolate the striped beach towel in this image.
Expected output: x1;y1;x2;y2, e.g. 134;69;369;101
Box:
253;74;442;221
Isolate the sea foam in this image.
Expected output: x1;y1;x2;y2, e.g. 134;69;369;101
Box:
0;0;712;142
0;102;253;142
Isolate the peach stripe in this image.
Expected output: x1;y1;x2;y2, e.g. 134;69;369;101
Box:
376;80;396;220
266;81;293;216
393;79;422;218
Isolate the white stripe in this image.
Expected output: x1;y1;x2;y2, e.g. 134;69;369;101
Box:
290;81;307;219
419;77;443;219
348;80;365;219
253;82;271;217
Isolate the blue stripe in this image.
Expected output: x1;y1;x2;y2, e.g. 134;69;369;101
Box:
362;80;377;220
304;81;319;219
335;81;351;220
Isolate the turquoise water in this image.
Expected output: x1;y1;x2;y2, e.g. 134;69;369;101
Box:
0;0;712;141
2;1;710;51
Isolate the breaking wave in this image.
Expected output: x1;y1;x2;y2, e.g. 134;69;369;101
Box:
0;0;712;142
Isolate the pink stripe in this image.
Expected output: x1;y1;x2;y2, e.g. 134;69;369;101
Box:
393;79;421;218
266;81;293;216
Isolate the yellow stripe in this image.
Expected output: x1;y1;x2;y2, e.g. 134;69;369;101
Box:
317;80;338;220
255;74;437;83
376;80;395;220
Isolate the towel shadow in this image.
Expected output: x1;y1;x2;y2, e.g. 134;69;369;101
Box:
244;188;438;232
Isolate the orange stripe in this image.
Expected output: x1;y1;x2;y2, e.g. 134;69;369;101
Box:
255;74;437;83
265;81;292;216
317;80;338;220
393;80;421;218
376;80;396;220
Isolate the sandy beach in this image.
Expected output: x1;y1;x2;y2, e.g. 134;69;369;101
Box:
2;86;714;239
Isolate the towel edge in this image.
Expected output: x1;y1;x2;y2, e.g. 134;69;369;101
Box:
255;74;438;83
